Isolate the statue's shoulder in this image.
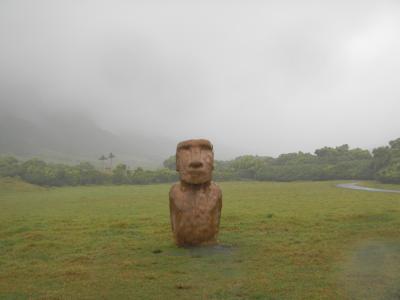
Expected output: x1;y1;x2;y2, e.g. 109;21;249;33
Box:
169;182;181;199
210;181;222;198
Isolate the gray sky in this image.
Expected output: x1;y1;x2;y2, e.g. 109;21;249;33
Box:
1;0;400;158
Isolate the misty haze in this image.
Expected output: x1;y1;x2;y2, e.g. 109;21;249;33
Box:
1;1;400;300
1;1;400;165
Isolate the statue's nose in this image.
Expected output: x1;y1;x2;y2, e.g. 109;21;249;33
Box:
189;161;203;168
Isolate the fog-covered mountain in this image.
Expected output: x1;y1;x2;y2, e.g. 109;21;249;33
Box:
0;112;174;169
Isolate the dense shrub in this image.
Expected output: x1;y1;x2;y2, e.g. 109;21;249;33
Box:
376;159;400;183
1;137;400;186
0;156;20;177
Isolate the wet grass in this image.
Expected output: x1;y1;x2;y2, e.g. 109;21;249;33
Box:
1;179;400;299
339;239;400;300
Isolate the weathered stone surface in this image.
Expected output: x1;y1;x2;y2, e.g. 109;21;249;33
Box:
169;139;222;247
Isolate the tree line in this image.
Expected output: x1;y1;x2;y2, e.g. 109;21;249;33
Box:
0;158;178;186
1;137;399;186
208;138;399;183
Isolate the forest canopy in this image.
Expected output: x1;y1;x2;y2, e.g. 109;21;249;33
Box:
1;138;400;186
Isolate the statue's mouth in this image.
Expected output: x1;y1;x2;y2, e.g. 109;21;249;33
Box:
188;169;205;176
183;169;210;182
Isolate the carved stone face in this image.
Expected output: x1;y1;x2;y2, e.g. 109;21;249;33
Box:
176;139;214;184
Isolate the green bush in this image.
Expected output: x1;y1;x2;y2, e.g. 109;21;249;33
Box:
1;137;400;186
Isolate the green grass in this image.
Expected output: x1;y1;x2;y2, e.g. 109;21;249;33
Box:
1;179;400;299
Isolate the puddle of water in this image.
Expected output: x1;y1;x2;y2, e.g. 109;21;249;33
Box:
166;244;235;257
339;240;400;300
186;244;234;256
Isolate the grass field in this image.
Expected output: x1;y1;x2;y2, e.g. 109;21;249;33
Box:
1;178;400;300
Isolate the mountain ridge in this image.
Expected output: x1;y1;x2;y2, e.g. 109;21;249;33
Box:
0;113;174;169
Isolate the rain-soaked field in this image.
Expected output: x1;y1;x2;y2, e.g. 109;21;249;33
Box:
1;178;400;300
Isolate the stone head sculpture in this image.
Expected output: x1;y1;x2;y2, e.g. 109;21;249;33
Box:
176;139;214;184
169;139;222;247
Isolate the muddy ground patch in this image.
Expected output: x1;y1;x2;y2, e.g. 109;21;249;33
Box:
339;239;400;300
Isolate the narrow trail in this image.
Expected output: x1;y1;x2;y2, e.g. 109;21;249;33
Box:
336;182;400;194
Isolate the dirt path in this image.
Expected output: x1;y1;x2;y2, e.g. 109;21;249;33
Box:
337;182;400;194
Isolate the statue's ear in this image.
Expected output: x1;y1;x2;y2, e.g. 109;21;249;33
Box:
176;154;180;171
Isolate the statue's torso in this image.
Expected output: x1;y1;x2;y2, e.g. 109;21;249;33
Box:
169;182;222;246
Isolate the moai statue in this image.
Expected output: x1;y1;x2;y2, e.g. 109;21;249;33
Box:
169;139;222;247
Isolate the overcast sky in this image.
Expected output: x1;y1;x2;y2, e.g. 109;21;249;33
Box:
1;0;400;158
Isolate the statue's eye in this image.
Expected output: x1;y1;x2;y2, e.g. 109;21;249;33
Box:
200;145;212;151
181;145;190;150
